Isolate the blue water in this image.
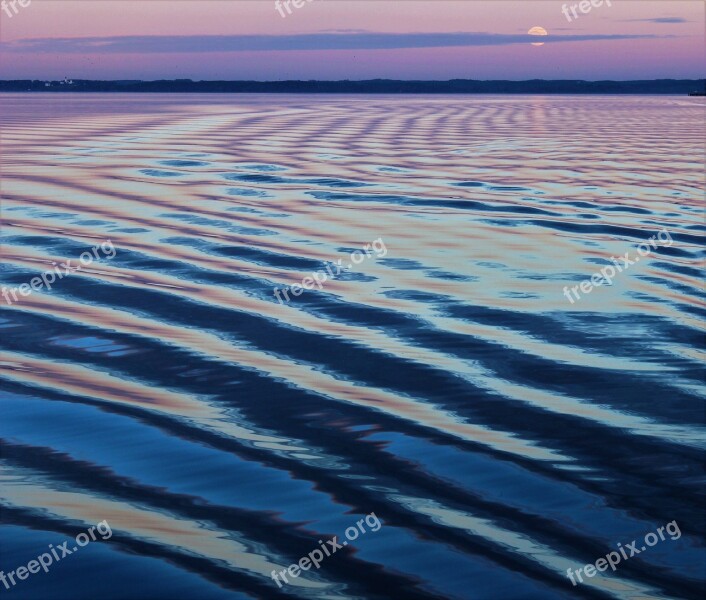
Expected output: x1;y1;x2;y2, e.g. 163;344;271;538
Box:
0;94;704;599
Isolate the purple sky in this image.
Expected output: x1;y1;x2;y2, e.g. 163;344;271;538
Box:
0;0;703;80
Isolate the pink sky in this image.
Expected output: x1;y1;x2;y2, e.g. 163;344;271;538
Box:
0;0;703;80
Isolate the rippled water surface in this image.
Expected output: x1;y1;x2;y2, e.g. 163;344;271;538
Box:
0;94;704;600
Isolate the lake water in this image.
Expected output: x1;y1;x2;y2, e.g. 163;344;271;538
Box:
0;94;704;599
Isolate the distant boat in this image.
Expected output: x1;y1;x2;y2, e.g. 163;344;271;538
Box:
688;91;705;96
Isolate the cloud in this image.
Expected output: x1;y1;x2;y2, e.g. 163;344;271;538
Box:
622;17;688;24
0;31;663;54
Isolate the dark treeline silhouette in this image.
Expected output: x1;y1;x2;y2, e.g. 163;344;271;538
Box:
1;79;704;94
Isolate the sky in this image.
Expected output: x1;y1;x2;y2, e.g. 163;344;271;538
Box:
0;0;703;80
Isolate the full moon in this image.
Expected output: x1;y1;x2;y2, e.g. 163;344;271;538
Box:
528;26;548;46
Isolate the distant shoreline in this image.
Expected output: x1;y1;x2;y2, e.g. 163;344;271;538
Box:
1;79;704;95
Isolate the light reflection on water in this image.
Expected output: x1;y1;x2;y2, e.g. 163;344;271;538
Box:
0;94;704;600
